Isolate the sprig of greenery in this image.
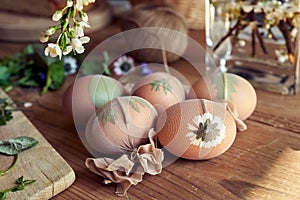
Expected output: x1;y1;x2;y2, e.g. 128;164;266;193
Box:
0;98;15;126
0;44;66;95
0;136;38;177
150;79;172;95
0;136;39;156
0;176;36;200
80;51;111;76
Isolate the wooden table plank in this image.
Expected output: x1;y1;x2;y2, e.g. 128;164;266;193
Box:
1;18;300;199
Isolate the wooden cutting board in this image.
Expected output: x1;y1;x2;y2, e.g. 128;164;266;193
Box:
0;89;75;200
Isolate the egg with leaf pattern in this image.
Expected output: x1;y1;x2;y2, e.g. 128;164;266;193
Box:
63;75;127;127
189;73;256;121
84;96;158;156
131;72;185;112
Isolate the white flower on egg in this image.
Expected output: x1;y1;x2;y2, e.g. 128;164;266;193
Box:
186;112;226;149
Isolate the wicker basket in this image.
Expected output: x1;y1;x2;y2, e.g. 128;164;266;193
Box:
129;0;205;30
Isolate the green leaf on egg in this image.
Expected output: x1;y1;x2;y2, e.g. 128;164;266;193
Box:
211;73;238;101
150;79;172;95
89;76;123;108
223;74;238;102
127;97;150;113
98;106;116;126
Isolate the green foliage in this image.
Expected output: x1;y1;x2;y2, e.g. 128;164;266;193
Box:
223;74;238;102
0;176;36;199
0;44;66;95
150;79;172;95
211;73;238;101
0;136;39;156
0;98;14;126
98;105;116;126
0;136;38;178
80;51;110;76
128;98;150;113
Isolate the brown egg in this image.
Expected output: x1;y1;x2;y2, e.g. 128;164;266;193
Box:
189;73;257;121
85;96;158;156
131;72;185;112
156;99;236;160
62;75;127;127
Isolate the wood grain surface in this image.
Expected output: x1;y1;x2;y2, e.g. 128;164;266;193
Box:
0;1;112;42
0;89;75;200
0;19;300;200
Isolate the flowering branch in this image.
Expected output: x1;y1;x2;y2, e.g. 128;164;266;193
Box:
214;0;300;64
40;0;95;59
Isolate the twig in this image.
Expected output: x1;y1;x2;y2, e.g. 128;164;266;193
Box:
232;24;247;46
278;20;295;64
251;0;259;5
251;24;256;57
213;20;241;52
255;27;268;54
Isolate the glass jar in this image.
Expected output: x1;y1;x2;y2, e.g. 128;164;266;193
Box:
206;0;300;95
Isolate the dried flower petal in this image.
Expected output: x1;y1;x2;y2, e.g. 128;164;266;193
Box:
186;112;226;149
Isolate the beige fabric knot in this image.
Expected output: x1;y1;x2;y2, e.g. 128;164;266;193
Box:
85;129;164;196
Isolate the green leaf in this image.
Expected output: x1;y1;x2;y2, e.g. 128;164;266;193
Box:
0;176;36;199
150;79;172;95
0;98;14;126
0;136;38;156
49;61;65;90
223;74;238;102
0;192;6;200
98;106;116;126
128;97;150;113
23;45;34;55
89;76;123;108
0;67;10;86
128;99;140;113
80;52;110;75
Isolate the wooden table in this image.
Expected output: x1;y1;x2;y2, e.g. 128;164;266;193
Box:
1;18;300;200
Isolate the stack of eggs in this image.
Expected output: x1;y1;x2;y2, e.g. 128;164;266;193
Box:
63;70;256;160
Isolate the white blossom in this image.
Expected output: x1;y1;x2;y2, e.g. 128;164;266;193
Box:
81;12;89;22
186;112;226;149
80;36;90;44
52;10;62;21
63;46;73;55
76;0;84;11
44;43;62;59
39;32;49;43
113;56;135;76
79;21;91;28
63;56;78;75
275;49;288;63
45;27;56;36
70;38;85;54
242;5;253;13
67;0;74;7
74;26;84;37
